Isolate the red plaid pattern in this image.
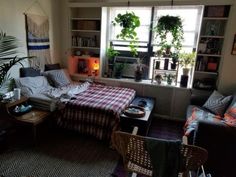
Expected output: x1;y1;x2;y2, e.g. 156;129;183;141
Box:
57;84;136;140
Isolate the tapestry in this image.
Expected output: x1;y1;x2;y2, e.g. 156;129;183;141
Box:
25;13;51;70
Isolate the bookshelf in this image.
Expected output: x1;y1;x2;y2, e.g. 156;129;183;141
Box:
193;5;230;91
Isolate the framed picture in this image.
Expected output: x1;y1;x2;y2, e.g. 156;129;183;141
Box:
232;34;236;55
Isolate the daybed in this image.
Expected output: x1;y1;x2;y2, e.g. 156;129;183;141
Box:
15;68;136;140
184;91;236;177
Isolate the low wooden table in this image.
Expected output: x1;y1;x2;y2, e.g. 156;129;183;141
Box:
1;97;51;144
120;96;155;136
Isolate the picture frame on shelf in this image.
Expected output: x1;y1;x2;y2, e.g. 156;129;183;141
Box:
231;34;236;55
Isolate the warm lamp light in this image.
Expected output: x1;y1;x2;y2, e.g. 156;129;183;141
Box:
93;61;99;76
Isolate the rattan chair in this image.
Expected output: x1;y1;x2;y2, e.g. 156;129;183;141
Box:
112;129;208;177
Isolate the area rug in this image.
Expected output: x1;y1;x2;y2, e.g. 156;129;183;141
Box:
0;131;119;177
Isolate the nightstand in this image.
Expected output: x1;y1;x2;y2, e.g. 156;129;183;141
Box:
0;97;51;144
120;96;155;135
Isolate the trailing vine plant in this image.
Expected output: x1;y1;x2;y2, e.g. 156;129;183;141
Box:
153;15;184;53
112;11;140;57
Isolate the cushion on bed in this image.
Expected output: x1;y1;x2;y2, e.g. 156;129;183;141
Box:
44;69;71;88
14;76;53;97
44;63;61;71
20;67;41;77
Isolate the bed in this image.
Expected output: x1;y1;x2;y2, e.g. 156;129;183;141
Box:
15;68;136;140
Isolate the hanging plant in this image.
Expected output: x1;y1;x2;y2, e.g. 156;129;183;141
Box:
153;15;184;53
112;11;140;57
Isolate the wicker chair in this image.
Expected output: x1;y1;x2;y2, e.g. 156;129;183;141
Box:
112;129;208;177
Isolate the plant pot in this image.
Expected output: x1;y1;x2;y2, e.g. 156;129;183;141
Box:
114;71;122;79
171;63;177;70
135;70;142;82
182;68;190;76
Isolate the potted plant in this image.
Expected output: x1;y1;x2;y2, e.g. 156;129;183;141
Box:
171;52;179;70
179;52;196;75
163;73;176;85
114;63;126;79
0;32;33;95
112;11;140;57
153;15;184;53
154;74;162;84
107;47;120;64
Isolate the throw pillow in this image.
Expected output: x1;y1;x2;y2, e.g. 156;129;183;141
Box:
45;69;71;88
44;63;61;71
20;67;41;77
203;90;232;117
224;98;236;127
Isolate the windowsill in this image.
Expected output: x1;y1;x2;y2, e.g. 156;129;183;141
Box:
70;73;191;90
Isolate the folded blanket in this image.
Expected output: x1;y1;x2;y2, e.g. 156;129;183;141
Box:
145;138;182;177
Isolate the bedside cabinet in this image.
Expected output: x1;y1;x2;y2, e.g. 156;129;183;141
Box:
120;96;155;135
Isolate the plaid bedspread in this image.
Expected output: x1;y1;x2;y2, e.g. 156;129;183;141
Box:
57;83;136;140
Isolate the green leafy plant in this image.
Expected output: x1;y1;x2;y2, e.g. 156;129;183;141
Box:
163;73;176;85
112;11;140;57
179;52;196;68
0;32;33;93
153;15;184;53
107;47;120;63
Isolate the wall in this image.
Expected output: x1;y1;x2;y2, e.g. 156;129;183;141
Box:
0;0;60;79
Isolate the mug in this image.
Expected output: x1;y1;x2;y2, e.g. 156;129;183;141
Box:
14;88;21;100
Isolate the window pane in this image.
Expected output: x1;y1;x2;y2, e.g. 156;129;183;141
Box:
110;7;152;42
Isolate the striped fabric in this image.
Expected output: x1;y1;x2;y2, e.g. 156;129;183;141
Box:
57;84;136;140
203;90;232;116
25;14;51;70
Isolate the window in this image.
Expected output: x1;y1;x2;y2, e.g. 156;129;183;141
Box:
109;7;152;52
108;6;203;84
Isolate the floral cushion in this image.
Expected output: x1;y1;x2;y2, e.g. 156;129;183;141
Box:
224;100;236;127
184;106;222;136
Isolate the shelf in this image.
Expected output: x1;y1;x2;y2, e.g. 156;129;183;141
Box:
71;30;101;33
200;35;224;39
197;54;221;57
71;18;101;21
72;46;100;50
202;17;228;20
194;71;218;75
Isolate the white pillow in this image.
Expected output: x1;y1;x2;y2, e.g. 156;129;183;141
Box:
15;76;53;97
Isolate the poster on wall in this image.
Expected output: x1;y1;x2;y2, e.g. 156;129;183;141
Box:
25;14;51;70
232;34;236;55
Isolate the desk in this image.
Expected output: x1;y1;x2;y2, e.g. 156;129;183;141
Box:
120;96;155;135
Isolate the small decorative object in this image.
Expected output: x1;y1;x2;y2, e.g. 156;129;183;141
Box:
179;52;196;76
164;73;175;85
231;34;236;55
135;65;142;82
112;11;140;57
155;74;162;84
153;15;184;53
124;105;145;118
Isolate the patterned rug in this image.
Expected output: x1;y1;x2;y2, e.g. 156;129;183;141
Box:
0;130;119;177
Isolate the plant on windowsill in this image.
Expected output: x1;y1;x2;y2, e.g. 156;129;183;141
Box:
153;15;184;54
163;73;176;85
0;32;34;95
107;47;120;65
112;11;140;57
114;63;126;79
179;52;196;75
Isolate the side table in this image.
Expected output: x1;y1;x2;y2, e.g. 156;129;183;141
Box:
0;97;51;144
120;96;155;135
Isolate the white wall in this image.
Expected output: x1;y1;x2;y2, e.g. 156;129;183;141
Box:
0;0;59;79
